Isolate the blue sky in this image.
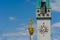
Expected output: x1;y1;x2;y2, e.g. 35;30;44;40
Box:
0;0;60;40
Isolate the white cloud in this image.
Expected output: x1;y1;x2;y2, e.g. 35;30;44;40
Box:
7;37;29;40
2;32;29;37
20;24;26;26
51;0;60;12
0;37;2;40
52;22;60;27
2;31;36;40
9;17;16;20
2;23;37;40
53;38;58;40
2;32;30;40
16;27;25;31
53;37;60;40
51;22;60;34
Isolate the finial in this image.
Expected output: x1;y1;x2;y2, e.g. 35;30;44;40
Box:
29;18;33;25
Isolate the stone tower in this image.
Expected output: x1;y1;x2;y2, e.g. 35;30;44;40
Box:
36;0;51;40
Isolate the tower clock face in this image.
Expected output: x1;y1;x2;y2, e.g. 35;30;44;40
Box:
39;23;48;36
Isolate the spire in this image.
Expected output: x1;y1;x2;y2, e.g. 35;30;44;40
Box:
47;0;51;8
36;0;41;8
42;0;46;2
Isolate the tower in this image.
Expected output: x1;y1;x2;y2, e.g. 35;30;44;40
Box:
36;0;51;40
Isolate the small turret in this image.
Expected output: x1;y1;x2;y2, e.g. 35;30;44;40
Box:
36;0;51;20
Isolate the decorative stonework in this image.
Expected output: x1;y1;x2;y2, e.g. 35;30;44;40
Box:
39;23;48;36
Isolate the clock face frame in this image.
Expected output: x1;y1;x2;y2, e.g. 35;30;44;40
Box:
39;23;48;35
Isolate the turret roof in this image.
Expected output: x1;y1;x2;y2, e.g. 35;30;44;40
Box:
42;0;46;2
47;0;51;8
36;0;41;8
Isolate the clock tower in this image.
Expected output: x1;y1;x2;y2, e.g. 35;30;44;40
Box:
36;0;51;40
